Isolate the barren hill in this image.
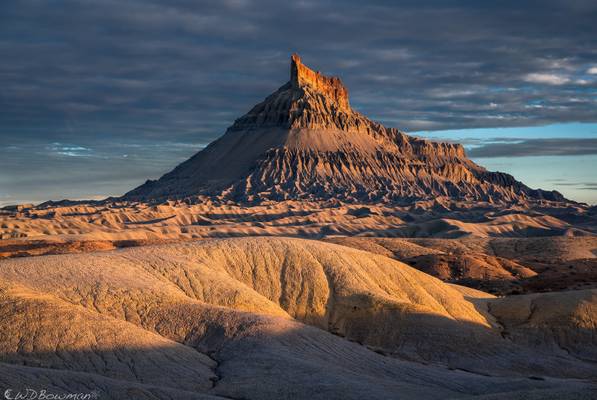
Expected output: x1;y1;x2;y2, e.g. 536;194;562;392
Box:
1;237;595;399
125;54;564;204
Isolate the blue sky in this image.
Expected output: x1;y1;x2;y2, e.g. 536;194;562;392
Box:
415;123;597;204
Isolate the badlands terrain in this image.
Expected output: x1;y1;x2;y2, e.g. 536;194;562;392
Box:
1;55;596;399
2;199;596;296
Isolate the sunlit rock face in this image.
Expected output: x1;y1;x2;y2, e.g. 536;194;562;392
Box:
125;54;564;204
290;53;351;111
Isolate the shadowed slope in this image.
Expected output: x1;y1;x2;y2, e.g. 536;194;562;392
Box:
488;289;597;361
0;283;217;391
0;237;595;399
125;55;564;204
326;236;597;294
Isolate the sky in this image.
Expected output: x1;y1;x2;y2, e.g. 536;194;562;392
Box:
415;123;597;204
1;0;596;205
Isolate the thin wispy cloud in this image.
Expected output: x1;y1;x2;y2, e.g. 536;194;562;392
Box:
523;73;570;85
46;143;93;157
467;138;597;158
549;181;597;191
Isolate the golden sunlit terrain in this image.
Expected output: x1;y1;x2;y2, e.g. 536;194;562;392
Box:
1;55;595;399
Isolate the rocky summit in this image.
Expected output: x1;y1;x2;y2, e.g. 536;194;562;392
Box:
125;54;564;204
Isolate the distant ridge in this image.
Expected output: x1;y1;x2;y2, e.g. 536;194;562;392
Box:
125;54;565;204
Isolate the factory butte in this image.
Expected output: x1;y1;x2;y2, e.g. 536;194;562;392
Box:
125;54;563;205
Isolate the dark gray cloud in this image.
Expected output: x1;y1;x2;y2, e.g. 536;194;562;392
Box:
1;0;596;140
1;0;597;203
545;181;597;191
466;138;597;157
541;178;597;198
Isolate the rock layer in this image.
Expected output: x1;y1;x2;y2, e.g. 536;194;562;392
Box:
125;54;564;204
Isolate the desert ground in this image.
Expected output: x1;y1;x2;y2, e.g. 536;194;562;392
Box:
0;201;596;399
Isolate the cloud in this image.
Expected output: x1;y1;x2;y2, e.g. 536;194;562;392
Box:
547;181;597;191
0;0;596;203
587;67;597;74
523;73;570;85
1;0;597;139
467;138;597;158
46;143;92;157
0;138;207;204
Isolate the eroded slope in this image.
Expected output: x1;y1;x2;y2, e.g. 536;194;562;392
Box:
0;237;595;400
